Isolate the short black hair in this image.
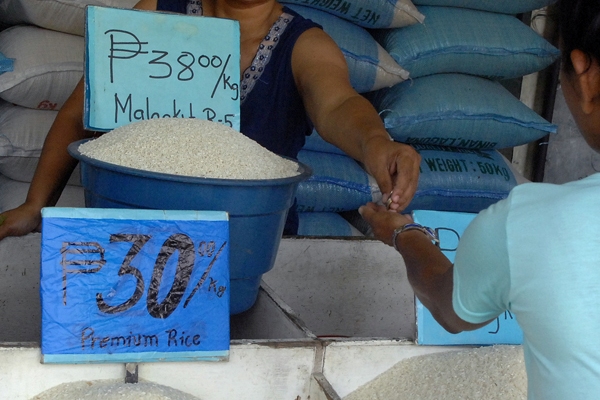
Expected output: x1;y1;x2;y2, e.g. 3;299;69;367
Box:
558;0;600;72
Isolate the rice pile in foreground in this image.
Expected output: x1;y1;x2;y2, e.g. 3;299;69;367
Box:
344;345;527;400
78;118;300;180
30;379;201;400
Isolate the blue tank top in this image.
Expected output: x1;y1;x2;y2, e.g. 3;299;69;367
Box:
156;0;321;234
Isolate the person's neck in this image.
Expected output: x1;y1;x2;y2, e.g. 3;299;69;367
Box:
205;0;283;40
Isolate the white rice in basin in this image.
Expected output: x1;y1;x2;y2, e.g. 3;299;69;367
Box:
78;118;301;180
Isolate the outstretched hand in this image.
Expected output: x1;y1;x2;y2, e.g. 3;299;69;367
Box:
358;202;413;246
0;205;42;242
361;137;420;212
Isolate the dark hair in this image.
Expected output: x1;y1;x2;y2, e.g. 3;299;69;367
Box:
558;0;600;73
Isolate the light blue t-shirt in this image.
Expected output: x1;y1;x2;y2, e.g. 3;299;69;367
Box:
452;173;600;400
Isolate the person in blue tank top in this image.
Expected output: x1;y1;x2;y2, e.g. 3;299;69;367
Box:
360;0;600;398
0;0;420;238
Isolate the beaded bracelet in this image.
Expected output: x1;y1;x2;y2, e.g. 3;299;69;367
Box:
392;223;439;251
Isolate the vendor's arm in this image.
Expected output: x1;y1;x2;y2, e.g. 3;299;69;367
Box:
292;28;420;211
0;1;159;241
0;80;92;240
133;0;157;10
358;202;494;333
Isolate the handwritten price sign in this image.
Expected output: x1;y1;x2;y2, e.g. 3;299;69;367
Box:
412;210;523;345
84;6;240;132
40;208;230;364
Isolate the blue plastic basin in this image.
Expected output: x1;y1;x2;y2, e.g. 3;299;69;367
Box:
68;140;312;314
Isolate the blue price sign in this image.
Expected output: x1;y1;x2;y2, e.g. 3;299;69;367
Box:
84;6;240;132
40;208;230;364
412;209;523;346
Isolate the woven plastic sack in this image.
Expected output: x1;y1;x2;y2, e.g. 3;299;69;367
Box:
367;73;557;150
281;0;424;29
0;174;84;213
0;26;84;110
406;145;517;213
296;149;380;213
0;101;81;184
0;0;139;36
298;212;364;237
287;4;409;92
297;145;518;215
412;0;556;14
372;6;560;80
303;129;350;155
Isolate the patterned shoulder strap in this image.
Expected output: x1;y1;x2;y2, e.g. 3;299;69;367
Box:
187;0;203;15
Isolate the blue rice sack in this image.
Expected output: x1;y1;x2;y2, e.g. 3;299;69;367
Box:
296;149;379;212
297;144;517;215
372;6;560;80
287;4;409;93
281;0;424;29
407;145;517;213
367;73;557;150
298;212;364;237
412;0;556;15
303;129;347;155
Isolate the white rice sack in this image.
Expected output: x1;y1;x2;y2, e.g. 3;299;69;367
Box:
0;174;84;213
31;379;201;400
0;0;139;36
78;118;301;180
0;101;81;184
0;25;84;109
281;0;424;29
286;4;409;93
344;345;527;400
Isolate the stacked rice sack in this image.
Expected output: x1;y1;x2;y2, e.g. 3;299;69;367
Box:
368;2;559;213
0;0;138;214
292;0;559;236
0;0;558;237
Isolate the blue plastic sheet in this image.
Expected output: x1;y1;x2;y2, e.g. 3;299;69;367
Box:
0;51;14;74
40;208;230;364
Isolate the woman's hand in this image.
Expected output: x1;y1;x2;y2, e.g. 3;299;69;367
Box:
358;202;413;246
0;204;42;241
361;137;421;212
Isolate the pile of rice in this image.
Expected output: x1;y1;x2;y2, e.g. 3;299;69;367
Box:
343;345;527;400
30;379;202;400
78;118;301;180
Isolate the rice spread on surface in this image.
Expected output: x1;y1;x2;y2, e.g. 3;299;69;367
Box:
30;379;202;400
343;345;527;400
78;118;301;180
